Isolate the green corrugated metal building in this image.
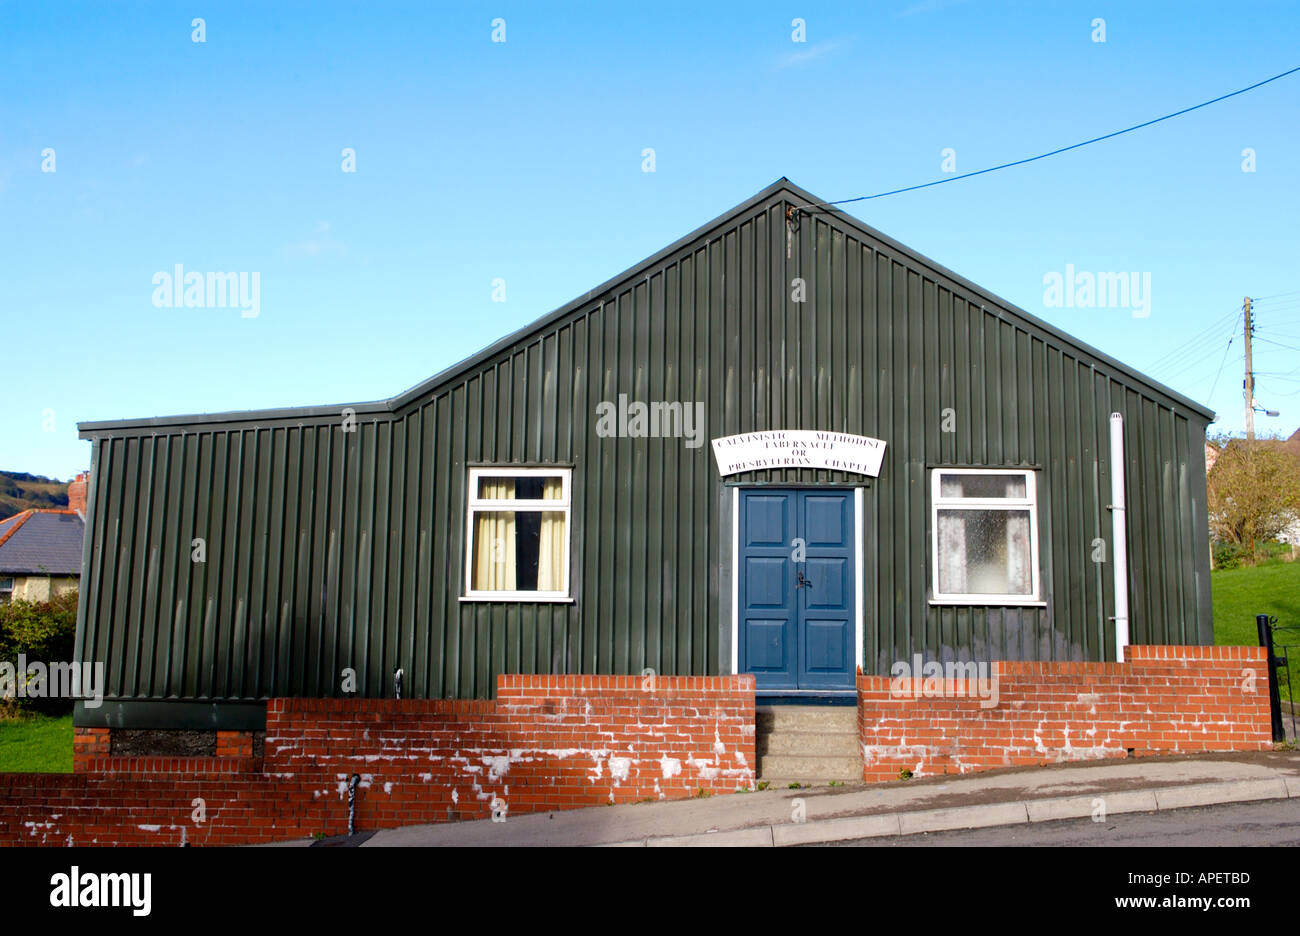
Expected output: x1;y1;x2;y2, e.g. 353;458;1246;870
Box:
75;178;1214;730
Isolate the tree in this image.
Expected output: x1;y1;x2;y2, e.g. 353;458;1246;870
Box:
1207;433;1300;560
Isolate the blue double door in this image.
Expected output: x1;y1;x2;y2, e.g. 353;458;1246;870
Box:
738;489;857;693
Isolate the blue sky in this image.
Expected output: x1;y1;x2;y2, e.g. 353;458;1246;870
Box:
2;0;1298;481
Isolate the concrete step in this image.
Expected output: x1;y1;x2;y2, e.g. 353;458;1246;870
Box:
757;754;863;782
756;706;858;733
757;779;854;790
757;730;860;757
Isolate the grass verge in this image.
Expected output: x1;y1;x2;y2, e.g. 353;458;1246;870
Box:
1212;558;1300;700
0;712;74;773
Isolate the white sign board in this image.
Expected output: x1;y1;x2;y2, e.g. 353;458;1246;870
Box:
711;430;887;478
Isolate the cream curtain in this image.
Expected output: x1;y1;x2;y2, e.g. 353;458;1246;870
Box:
537;477;565;591
474;480;516;590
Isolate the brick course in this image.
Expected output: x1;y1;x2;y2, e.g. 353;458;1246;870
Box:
857;645;1272;782
3;649;1276;846
4;674;756;846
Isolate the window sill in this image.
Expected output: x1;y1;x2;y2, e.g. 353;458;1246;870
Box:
460;595;575;604
929;598;1047;607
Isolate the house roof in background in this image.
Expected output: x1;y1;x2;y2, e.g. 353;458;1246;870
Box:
0;509;84;576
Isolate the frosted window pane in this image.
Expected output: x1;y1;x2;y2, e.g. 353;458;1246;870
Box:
938;474;1027;499
936;509;1032;595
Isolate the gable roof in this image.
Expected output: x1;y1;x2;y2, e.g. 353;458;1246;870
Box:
79;178;1215;436
0;509;85;576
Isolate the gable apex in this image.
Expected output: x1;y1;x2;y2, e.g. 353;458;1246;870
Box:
79;176;1212;436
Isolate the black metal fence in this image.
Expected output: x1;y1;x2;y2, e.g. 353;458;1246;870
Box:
1257;613;1296;742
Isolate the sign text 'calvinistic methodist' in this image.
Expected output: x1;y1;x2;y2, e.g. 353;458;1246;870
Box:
710;430;886;478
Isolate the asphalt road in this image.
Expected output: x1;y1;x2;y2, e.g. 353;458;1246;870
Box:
828;799;1300;846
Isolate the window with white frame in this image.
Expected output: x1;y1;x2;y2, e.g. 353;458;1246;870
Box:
464;467;572;601
931;469;1040;604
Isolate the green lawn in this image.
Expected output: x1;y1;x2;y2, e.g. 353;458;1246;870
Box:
1213;558;1300;700
0;712;74;773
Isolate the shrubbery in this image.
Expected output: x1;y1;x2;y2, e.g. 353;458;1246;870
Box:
1212;539;1296;571
1212;540;1249;570
0;590;78;717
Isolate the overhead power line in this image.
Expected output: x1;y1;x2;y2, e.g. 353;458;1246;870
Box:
1158;343;1236;384
1255;337;1300;353
1206;312;1243;402
792;65;1300;210
1147;309;1240;372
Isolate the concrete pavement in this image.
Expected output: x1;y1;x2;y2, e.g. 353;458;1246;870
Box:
335;749;1300;847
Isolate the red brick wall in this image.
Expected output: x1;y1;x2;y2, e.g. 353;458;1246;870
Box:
266;675;755;825
215;730;254;759
72;727;109;765
2;674;755;846
858;645;1272;782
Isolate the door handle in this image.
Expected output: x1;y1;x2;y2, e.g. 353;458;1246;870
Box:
795;570;812;589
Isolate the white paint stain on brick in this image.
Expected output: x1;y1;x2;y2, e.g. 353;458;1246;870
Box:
660;755;682;779
684;756;720;780
609;757;631;782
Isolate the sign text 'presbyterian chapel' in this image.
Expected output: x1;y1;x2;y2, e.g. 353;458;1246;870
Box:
710;430;887;478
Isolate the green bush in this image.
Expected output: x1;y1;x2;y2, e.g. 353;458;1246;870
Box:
0;590;78;716
1213;539;1295;570
1213;540;1248;570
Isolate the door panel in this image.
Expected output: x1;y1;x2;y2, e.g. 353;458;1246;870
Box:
803;494;847;545
744;557;788;607
738;493;797;689
796;491;855;690
744;494;790;545
739;489;857;693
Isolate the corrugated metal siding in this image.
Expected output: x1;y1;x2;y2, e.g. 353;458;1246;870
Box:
76;188;1213;703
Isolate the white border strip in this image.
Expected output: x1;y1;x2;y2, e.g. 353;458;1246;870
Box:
730;486;739;675
855;486;864;678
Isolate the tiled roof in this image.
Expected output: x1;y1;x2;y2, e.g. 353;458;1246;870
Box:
0;510;85;576
0;512;27;544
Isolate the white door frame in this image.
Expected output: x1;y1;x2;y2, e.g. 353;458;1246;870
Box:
730;485;865;690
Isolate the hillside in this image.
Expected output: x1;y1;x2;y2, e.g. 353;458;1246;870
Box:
0;471;69;520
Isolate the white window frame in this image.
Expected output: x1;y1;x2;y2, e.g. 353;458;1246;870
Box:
929;468;1043;606
462;466;573;603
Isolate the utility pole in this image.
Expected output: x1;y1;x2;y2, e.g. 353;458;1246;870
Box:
1244;295;1255;440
